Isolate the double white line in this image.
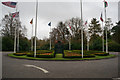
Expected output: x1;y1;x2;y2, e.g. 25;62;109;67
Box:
24;64;49;73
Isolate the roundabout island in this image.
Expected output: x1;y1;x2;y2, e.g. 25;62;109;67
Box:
8;50;116;61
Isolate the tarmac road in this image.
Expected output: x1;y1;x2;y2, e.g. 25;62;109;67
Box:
2;52;119;78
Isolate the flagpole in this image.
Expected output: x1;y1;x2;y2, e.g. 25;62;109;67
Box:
16;5;19;52
31;21;33;51
17;23;19;52
14;5;18;53
34;0;38;57
104;0;108;53
102;21;104;52
50;23;51;50
14;21;17;53
80;0;84;58
87;28;89;51
69;34;71;50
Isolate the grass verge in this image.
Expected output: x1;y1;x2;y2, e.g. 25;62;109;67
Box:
8;53;117;61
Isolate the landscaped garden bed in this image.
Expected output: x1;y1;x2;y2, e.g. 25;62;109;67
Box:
64;50;95;58
8;50;116;61
26;50;54;58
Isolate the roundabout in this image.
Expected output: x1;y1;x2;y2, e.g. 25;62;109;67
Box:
8;50;116;61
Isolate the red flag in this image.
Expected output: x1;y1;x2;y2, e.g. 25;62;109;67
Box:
100;13;104;22
84;21;87;25
10;12;19;18
68;23;71;29
30;19;33;24
2;2;17;8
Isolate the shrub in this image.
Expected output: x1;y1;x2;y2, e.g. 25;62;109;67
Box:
2;37;14;51
108;41;120;52
26;52;34;57
64;50;95;58
13;53;26;56
26;50;54;58
94;53;109;56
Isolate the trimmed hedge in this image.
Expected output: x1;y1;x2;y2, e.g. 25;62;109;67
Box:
13;53;26;56
13;50;109;58
64;50;95;58
94;53;109;56
26;50;54;58
63;55;95;58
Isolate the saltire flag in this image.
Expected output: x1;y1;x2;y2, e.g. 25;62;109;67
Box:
100;13;104;22
10;12;19;18
48;22;51;26
104;0;108;8
2;2;17;8
30;19;33;24
84;21;87;25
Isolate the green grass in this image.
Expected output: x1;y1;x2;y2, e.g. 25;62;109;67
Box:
8;53;116;61
55;54;63;58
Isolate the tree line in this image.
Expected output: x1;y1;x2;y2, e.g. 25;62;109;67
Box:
1;14;120;52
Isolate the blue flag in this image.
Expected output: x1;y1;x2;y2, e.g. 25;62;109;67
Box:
48;22;51;26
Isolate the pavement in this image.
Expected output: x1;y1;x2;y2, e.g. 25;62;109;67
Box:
2;52;119;78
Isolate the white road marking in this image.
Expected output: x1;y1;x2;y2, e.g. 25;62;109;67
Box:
24;64;49;73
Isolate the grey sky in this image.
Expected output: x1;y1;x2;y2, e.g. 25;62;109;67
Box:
0;0;119;39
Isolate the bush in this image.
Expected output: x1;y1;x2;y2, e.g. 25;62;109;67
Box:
36;50;53;54
26;50;54;58
2;36;14;51
94;53;109;56
19;38;30;51
13;53;26;56
108;41;120;52
89;36;102;51
64;50;95;58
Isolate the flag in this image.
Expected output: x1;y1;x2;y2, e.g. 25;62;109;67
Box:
30;19;33;24
100;13;104;22
10;12;19;18
104;0;108;8
48;22;51;26
2;2;17;8
68;23;71;29
85;21;87;25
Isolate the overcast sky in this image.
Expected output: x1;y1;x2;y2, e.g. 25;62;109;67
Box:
0;0;119;39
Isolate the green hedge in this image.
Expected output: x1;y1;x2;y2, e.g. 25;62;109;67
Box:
13;53;26;56
64;50;95;58
94;53;109;56
63;50;109;58
63;55;95;58
26;50;54;58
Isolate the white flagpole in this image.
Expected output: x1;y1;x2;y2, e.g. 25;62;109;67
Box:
17;25;19;52
31;21;33;51
14;22;17;53
87;28;89;51
50;23;51;50
15;4;19;52
14;5;18;53
69;34;71;50
80;0;84;58
104;1;108;53
102;21;104;52
34;0;38;57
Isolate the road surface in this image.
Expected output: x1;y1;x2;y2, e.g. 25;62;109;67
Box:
2;52;118;78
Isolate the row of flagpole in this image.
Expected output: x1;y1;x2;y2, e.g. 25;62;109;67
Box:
30;0;109;58
1;2;19;53
2;0;109;58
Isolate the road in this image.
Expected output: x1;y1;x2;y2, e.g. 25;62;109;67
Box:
2;52;118;78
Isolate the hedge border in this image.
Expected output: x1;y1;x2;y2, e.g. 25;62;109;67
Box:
8;53;117;61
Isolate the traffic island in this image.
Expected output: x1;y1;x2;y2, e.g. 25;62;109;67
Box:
8;50;116;61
